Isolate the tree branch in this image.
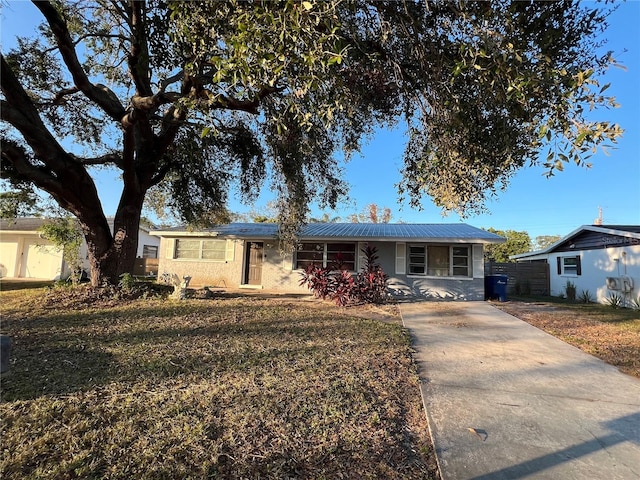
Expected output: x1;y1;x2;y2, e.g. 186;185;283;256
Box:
43;32;129;54
71;152;124;167
52;86;80;104
158;71;184;92
1;57;70;171
208;85;286;114
130;91;182;111
0;140;66;202
32;0;127;120
128;0;153;97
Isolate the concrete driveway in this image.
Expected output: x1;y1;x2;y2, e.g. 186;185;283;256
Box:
400;301;640;480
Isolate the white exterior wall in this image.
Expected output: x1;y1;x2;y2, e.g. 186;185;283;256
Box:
136;229;160;257
1;227;158;280
0;234;20;277
549;245;640;303
0;233;66;279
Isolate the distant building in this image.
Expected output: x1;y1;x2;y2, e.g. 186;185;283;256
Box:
0;218;159;279
511;225;639;304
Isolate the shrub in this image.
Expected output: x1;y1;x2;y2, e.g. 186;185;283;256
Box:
578;289;594;304
605;293;624;309
118;272;137;291
565;280;577;302
299;264;333;300
299;245;389;306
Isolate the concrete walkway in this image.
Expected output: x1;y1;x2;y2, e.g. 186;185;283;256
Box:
400;301;640;480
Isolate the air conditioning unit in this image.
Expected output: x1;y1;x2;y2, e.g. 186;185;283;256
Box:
606;277;622;290
621;276;634;293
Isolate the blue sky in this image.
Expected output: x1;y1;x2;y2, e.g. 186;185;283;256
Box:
2;1;639;242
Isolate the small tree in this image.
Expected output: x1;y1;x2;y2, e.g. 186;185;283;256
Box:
38;217;84;284
349;204;393;224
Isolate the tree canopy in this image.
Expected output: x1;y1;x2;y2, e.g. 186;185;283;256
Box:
1;0;623;285
484;228;532;263
534;234;562;251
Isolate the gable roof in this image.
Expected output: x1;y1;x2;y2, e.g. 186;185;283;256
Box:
512;224;640;260
0;217;48;233
152;222;505;244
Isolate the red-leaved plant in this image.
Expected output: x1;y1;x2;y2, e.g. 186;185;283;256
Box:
299;245;389;306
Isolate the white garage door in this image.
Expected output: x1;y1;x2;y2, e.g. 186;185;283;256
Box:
0;241;19;277
20;242;63;279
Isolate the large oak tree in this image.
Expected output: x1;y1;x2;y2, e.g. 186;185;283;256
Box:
1;0;622;285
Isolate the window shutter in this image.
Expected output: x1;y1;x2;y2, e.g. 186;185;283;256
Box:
473;245;484;278
357;242;367;272
282;253;293;271
165;238;175;259
557;257;562;275
395;243;406;275
225;239;235;262
576;256;581;276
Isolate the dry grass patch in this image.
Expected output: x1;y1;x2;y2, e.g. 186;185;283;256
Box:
0;285;438;479
495;299;640;378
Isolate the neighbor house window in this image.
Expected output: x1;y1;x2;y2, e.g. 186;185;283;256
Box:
558;256;581;276
407;245;471;277
175;239;226;261
142;245;158;258
295;243;356;270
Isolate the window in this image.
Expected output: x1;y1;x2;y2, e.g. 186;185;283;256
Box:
427;246;449;276
142;245;158;259
175;239;200;259
558;256;581;276
201;240;226;260
327;243;356;271
295;242;356;270
175;239;227;261
408;245;426;274
407;244;470;277
452;246;470;277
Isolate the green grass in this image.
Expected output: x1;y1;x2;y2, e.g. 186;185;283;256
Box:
0;286;437;479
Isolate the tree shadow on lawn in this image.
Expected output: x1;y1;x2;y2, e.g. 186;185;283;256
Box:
1;333;329;401
1;305;385;402
1;345;115;401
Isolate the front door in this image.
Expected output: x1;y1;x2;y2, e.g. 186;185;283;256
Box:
244;242;263;285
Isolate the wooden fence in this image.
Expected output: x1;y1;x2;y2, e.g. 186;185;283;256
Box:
485;261;550;296
133;258;159;277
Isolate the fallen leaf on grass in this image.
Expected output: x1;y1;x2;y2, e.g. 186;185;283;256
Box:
467;427;488;441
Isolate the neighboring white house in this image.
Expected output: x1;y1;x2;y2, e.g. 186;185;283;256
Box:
152;222;505;300
0;218;160;280
511;225;640;304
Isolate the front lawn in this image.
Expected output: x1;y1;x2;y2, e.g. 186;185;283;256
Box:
495;297;640;379
0;285;438;479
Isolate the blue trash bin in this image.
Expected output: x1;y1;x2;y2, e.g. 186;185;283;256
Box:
485;275;508;302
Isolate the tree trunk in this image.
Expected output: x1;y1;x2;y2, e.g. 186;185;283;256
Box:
80;189;145;287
